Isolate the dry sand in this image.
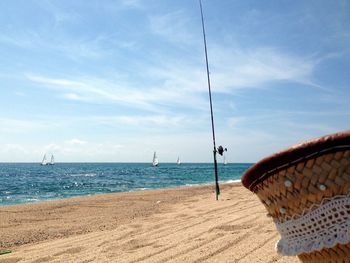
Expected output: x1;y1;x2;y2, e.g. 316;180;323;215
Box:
0;183;299;263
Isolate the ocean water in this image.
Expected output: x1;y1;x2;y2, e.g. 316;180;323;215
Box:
0;163;252;206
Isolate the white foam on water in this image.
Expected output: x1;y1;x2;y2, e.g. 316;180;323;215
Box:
26;198;40;202
69;173;97;177
222;179;241;184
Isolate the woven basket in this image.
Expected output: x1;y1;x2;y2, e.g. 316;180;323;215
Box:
241;130;350;263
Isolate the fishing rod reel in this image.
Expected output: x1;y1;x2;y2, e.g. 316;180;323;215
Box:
216;146;227;156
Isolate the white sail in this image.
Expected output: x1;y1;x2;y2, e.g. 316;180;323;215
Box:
177;156;181;165
152;152;159;166
223;153;227;165
41;154;47;165
49;154;55;165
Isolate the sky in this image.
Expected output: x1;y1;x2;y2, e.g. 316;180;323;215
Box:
0;0;349;163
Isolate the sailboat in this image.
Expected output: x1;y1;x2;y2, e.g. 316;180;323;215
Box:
223;154;227;165
177;156;181;165
41;154;48;166
152;152;159;167
49;154;55;165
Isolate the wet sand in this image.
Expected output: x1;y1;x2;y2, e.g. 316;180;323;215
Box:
0;183;299;262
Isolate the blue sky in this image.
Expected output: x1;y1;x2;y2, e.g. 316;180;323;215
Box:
0;0;349;163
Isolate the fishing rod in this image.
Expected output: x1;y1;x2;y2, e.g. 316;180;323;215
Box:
198;0;220;200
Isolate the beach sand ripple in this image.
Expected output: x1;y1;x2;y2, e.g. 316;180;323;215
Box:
0;184;299;262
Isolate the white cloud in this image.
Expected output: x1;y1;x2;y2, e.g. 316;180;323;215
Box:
65;138;87;145
149;11;196;45
0;30;114;61
24;43;324;116
0;144;28;154
209;47;318;92
40;140;125;161
0;118;50;133
112;115;186;126
62;93;86;101
44;143;63;153
227;117;246;128
26;72;208;112
26;74;155;110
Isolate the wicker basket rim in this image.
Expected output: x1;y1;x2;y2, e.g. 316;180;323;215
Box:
241;130;350;191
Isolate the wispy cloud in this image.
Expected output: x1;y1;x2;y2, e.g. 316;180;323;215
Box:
25;42;328;115
149;11;196;45
62;93;86;101
90;114;195;128
65;138;87;145
26;74;156;110
41;140;125;161
25;72;209;112
0;118;51;133
0;33;37;49
0;144;29;154
209;46;322;92
0;30;109;61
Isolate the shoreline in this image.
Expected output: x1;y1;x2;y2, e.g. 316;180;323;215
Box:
1;183;298;263
1;179;242;208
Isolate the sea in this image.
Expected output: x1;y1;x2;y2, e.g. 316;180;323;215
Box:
0;163;252;206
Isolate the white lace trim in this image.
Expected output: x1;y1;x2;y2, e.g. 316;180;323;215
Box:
275;194;350;256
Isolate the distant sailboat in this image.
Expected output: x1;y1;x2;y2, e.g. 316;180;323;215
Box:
152;152;159;167
223;154;227;165
223;149;228;165
41;154;48;166
49;154;55;165
177;156;181;165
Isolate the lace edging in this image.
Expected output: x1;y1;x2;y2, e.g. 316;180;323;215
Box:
274;194;350;256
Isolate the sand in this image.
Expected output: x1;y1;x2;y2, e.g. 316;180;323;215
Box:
0;183;299;263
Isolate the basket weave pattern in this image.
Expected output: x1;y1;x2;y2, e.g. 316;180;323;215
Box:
254;150;350;262
298;243;350;262
298;244;350;263
255;150;350;221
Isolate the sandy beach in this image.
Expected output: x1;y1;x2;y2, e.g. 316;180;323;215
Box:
0;183;299;263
